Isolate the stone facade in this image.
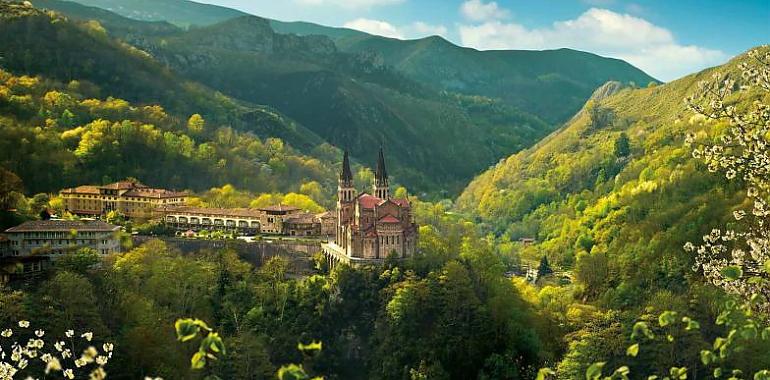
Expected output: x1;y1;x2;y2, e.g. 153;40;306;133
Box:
157;204;334;236
60;180;187;219
323;149;418;265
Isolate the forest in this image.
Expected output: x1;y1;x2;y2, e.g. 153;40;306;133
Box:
0;1;768;379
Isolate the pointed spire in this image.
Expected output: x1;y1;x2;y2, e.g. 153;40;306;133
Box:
375;147;387;182
340;150;353;183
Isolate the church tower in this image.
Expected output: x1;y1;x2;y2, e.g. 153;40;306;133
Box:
373;147;390;200
338;150;355;203
337;151;355;247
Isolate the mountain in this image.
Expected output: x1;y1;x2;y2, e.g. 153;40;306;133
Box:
457;47;763;306
29;0;554;194
29;0;656;193
328;35;657;124
58;0;246;27
0;1;340;195
63;0;657;124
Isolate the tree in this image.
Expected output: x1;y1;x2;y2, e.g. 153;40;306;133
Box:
537;255;553;277
56;247;101;274
0;167;23;210
684;48;770;317
187;113;205;134
613;133;630;157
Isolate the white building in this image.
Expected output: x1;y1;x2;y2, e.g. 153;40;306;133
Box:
3;220;121;257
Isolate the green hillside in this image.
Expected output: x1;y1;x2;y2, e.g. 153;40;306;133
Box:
458;47;764;303
0;2;338;195
1;2;327;152
30;0;556;194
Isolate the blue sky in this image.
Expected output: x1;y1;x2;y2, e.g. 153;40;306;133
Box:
198;0;769;81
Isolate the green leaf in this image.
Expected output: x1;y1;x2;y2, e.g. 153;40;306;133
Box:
720;266;743;281
754;370;770;380
536;368;556;380
669;367;687;380
277;363;310;380
659;311;677;327
647;376;658;380
632;322;654;340
626;343;640;357
614;366;630;376
200;332;226;356
764;260;770;275
297;341;323;354
191;351;207;370
586;362;605;380
682;316;700;330
193;319;212;332
175;319;200;342
700;350;716;365
714;367;723;378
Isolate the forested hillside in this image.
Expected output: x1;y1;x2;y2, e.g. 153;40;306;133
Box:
31;0;554;194
0;2;340;196
458;46;770;373
39;0;657;194
458;48;756;293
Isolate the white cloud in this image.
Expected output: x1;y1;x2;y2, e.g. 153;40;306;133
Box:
295;0;404;9
404;22;448;38
460;0;509;22
344;18;404;38
343;18;447;39
459;7;726;81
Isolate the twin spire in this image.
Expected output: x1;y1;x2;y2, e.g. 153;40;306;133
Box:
339;147;389;199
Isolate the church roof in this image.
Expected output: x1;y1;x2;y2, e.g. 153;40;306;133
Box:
340;150;353;182
358;193;383;209
391;198;410;207
375;147;387;181
378;215;400;223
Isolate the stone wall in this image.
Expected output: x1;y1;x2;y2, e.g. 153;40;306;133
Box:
131;236;321;273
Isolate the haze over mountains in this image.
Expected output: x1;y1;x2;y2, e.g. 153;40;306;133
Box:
25;0;655;195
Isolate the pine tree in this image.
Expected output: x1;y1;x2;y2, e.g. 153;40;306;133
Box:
537;255;553;277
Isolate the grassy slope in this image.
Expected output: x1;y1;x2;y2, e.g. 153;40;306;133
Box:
457;48;762;305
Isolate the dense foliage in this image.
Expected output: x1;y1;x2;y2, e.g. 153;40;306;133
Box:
0;65;338;195
0;223;549;379
459;46;770;375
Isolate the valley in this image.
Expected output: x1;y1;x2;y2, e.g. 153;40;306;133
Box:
0;1;767;379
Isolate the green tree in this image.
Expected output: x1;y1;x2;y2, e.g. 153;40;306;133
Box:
187;113;205;134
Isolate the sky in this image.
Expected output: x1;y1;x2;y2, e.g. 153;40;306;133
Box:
198;0;770;81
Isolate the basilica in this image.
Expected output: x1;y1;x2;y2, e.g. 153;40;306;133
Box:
322;149;418;265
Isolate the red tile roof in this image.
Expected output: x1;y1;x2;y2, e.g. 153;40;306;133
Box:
358;194;383;209
391;198;410;207
378;215;400;223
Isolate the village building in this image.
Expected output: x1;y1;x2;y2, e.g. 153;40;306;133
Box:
156;204;333;236
157;206;263;233
3;220;121;257
60;180;187;219
322;149;418;266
